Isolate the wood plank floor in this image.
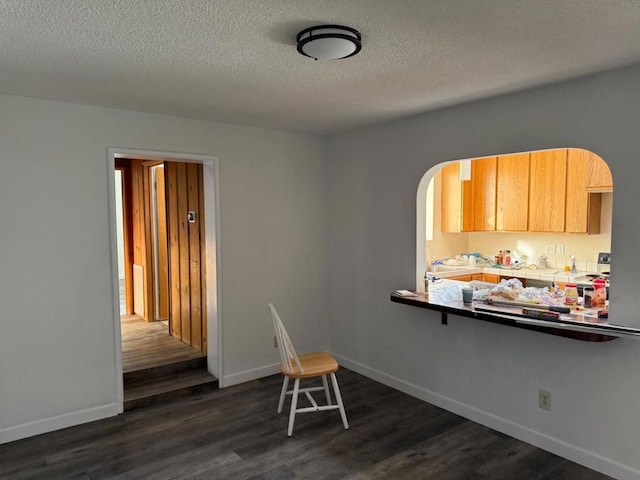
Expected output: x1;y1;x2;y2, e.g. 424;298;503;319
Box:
0;370;612;480
121;315;205;373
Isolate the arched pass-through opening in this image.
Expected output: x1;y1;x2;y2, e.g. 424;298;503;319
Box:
107;148;222;412
415;147;623;326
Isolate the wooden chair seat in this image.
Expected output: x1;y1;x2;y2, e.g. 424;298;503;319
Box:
280;352;338;378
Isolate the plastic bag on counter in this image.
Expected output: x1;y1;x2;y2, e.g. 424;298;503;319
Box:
491;284;518;300
439;281;463;304
472;288;491;301
469;280;498;290
501;278;523;289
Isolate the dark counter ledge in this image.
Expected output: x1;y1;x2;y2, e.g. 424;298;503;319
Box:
390;292;627;342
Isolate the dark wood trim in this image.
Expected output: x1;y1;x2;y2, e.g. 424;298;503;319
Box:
391;293;619;342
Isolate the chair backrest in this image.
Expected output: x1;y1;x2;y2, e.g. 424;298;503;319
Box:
269;303;303;374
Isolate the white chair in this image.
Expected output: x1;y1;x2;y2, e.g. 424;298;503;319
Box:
269;303;349;436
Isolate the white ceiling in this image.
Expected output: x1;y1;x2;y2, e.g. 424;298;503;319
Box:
1;0;640;134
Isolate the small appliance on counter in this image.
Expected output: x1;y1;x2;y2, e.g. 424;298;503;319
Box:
574;252;610;300
597;252;611;276
536;255;547;269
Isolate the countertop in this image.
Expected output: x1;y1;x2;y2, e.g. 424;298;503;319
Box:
390;281;639;341
430;264;598;283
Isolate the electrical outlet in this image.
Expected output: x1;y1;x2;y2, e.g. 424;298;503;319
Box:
539;390;552;411
545;244;556;254
556;244;565;255
273;336;278;349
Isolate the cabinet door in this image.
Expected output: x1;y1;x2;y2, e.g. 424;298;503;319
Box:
467;157;497;231
471;274;483;281
496;153;529;231
528;150;567;232
449;274;472;282
566;148;601;234
586;152;613;191
482;273;500;284
440;163;462;232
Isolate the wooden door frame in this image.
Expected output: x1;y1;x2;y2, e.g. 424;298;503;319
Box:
107;148;222;413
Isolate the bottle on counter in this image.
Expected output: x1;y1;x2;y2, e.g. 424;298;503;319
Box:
592;278;607;309
564;283;579;306
583;286;595;308
424;271;429;297
504;250;512;266
497;250;504;265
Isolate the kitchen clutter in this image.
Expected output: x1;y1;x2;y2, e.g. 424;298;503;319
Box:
424;275;608;314
461;277;609;315
432;249;528;269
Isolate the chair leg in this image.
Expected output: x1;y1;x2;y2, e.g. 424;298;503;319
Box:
277;376;289;414
330;372;349;430
287;378;300;436
322;375;332;405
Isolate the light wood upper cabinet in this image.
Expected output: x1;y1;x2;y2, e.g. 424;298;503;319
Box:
440;162;463;233
439;162;481;233
468;158;497;231
528;150;567;232
496;153;529;231
439;148;608;235
586;151;613;191
566;148;602;234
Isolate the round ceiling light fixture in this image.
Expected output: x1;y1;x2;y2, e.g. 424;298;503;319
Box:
296;24;362;60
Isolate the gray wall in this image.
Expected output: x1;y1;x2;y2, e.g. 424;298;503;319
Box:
0;94;329;441
327;65;640;479
2;62;640;478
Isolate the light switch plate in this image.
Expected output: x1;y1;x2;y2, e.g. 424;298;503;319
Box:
556;244;565;255
545;244;556;254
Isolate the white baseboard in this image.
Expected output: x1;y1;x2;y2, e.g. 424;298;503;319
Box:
333;353;639;480
221;362;280;388
0;403;119;445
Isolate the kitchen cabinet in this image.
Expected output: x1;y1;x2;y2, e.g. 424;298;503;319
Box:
448;274;482;282
585;151;613;191
440;148;607;235
496;153;529;231
466;157;497;231
528;150;567;232
440;162;463;233
566;148;602;234
482;273;500;284
440;158;495;232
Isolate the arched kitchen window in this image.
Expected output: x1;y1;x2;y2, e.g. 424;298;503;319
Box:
416;147;613;295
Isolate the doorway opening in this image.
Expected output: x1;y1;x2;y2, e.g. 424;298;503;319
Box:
114;169;127;315
108;149;221;412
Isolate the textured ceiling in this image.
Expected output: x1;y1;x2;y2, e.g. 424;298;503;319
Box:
1;0;640;134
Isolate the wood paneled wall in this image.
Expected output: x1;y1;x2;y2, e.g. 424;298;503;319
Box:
155;166;169;320
129;160;154;320
165;162;207;352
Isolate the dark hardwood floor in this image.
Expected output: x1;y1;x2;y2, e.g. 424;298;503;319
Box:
0;370;612;480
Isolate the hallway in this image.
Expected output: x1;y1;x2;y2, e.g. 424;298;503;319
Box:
121;314;204;373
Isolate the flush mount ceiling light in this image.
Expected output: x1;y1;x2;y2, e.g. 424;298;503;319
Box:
296;24;362;60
